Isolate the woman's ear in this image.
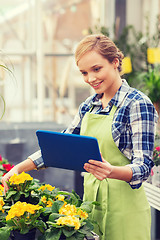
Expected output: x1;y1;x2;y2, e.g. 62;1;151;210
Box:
113;58;119;69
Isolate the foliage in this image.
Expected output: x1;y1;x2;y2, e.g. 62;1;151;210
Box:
153;146;160;166
0;172;98;240
139;66;160;103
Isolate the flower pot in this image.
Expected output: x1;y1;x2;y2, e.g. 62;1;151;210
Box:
10;228;36;240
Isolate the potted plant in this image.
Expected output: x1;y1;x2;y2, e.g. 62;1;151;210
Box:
0;172;99;240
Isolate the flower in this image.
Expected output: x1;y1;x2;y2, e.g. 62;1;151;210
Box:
9;172;33;185
0;155;14;179
59;203;77;216
56;194;65;201
153;146;160;166
77;208;88;219
6;201;42;221
38;184;55;192
0;172;97;240
0;197;5;211
155;146;160;151
41;196;47;203
44;194;96;240
0;185;4;196
56;215;80;230
2;164;14;172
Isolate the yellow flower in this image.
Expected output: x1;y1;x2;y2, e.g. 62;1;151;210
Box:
27;203;42;214
0;197;5;211
59;204;77;216
6;201;42;221
0;197;4;206
0;185;4;196
57;216;80;230
46;200;53;207
56;195;65;201
41;196;47;203
38;184;55;191
9;172;33;185
77;209;88;219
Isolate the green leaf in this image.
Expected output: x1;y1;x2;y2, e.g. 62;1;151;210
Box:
34;220;47;233
51;201;64;213
62;227;76;237
0;227;11;240
14;192;21;201
66;231;85;240
49;213;62;222
46;221;60;228
44;228;62;240
5;190;17;199
79;201;93;213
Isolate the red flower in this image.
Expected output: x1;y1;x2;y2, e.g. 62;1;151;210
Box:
0;155;2;161
155;146;160;152
2;164;14;172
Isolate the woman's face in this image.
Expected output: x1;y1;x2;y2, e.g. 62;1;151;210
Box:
77;50;121;99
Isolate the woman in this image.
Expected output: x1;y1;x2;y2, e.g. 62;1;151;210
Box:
2;34;158;240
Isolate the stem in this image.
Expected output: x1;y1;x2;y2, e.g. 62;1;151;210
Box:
12;218;20;228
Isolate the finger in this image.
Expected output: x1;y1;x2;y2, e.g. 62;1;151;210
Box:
88;159;104;167
2;182;9;195
84;162;101;171
84;163;104;175
1;175;10;194
84;165;106;180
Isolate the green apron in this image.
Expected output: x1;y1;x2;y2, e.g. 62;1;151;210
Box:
80;105;151;240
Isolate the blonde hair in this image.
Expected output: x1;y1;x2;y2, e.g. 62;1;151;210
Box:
75;34;124;72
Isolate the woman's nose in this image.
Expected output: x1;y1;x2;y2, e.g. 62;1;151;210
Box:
88;75;96;83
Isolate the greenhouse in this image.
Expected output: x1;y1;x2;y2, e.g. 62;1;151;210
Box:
0;0;160;240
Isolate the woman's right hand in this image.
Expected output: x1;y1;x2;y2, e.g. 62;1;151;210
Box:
1;158;37;194
1;166;19;194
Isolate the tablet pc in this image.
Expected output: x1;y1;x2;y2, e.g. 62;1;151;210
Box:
36;130;102;172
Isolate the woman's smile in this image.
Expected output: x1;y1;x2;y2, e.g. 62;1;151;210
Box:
90;81;103;89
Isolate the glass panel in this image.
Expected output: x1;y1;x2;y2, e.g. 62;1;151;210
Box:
0;0;104;123
0;0;35;51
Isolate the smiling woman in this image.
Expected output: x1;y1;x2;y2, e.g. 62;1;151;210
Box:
1;34;159;240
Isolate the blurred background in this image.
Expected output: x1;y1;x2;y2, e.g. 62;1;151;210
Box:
0;0;160;239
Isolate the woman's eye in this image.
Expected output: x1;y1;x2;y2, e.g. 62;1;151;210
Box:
81;71;87;76
94;67;101;72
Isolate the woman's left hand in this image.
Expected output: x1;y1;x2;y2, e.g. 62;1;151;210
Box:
84;154;113;180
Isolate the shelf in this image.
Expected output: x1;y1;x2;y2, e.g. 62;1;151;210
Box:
143;182;160;211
